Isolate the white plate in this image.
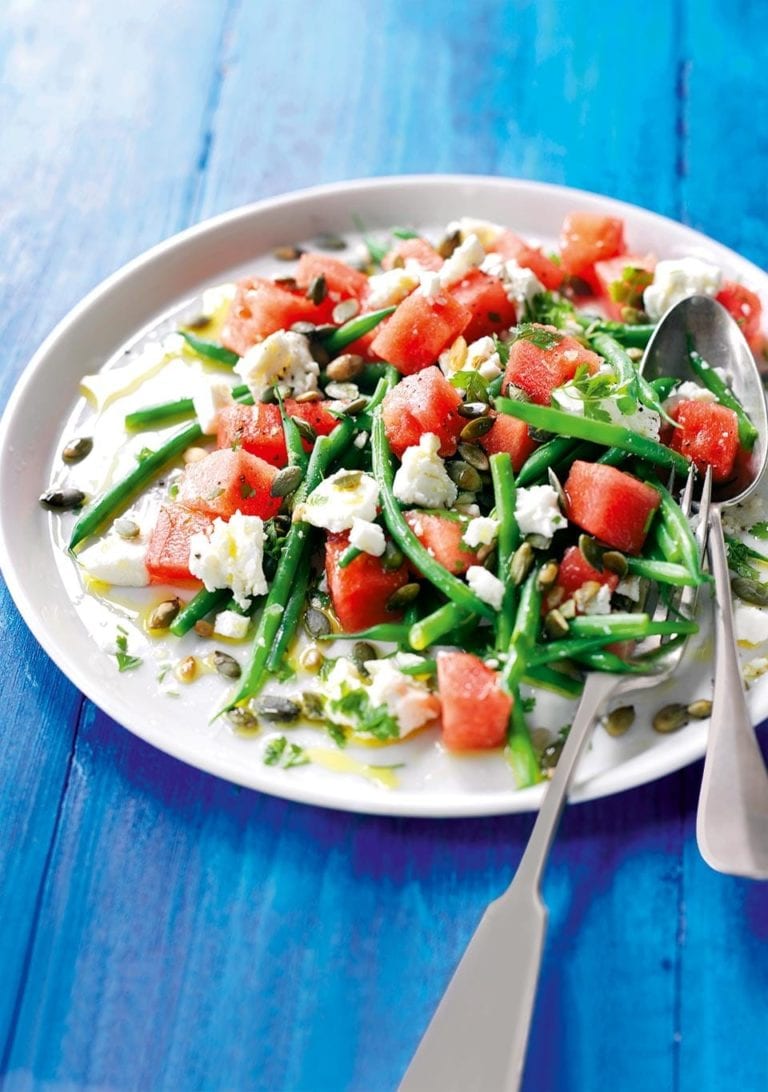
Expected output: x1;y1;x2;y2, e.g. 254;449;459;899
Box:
2;174;767;817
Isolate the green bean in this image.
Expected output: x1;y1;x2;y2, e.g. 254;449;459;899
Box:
517;436;582;486
567;612;698;640
400;658;438;677
688;348;758;449
625;557;703;587
527;633;626;668
505;687;541;787
317;622;412;643
490;453;518;649
338;545;363;569
125;383;252;431
577;318;656;349
409;601;472;651
180;331;240;366
522;664;584;698
321;306;395;355
634;466;703;581
276;389;308;470
589;332;671;422
494;398;690;475
170;587;231;637
501;567;541;693
371;411;495;619
265;551;311;674
225;417;356;709
572;649;650;673
70;421;204;550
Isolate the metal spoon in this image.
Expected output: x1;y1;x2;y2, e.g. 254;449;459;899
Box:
642;294;768;878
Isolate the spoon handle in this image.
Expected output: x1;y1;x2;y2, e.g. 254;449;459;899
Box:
697;505;768;878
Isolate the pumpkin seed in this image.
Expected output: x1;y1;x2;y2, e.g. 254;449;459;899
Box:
271;465;304;497
325;380;359;401
291;320;317;336
294;390;322;403
310;323;337;340
212;650;242;679
443;336;468;374
339;396;368;416
148;598;181;630
460;416;494;442
114;517;140;539
314;232;347;251
447;461;482;492
291;416;317;444
731;576;768;607
310;342;330;367
602;550;628;578
299;646;325;673
537;560;560;592
652;703;689;734
273;244;302;261
195;620;214;638
540;737;564;773
326;353;365;382
62;436;93;463
176;656;198;683
381;540;405;571
578;533;604;571
332;299;360;324
437;228;461;259
39;487;86;511
687;698;713;719
255;695;302;722
626;347;644;362
386;582;421;611
458;443;489;471
510;542;535;585
530;427;555;443
301;691;326;720
505;384;528;402
352;641;377;676
307;274;327;305
183;446;209;464
544;608;570;638
458;401;491;420
604;705;635;737
558;598;576;620
228;706;260;732
304;608;331;639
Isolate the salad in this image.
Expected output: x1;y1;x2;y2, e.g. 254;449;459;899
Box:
41;209;768;788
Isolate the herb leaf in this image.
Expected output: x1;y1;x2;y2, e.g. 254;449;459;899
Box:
264;736;310;768
328;687;400;741
115;627;142;672
514;323;564;351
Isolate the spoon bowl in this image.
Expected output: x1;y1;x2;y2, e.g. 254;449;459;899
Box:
643;294;768;878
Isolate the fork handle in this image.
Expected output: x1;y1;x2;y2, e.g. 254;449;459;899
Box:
696;506;768;878
399;671;620;1092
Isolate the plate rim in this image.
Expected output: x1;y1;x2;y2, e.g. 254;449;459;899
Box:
1;172;766;817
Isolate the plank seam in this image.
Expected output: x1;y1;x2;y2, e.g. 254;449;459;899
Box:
0;694;88;1076
178;0;243;229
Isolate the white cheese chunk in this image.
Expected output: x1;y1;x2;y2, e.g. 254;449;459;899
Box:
551;386;662;441
366;268;419;309
234;330;319;401
213;610;250;640
439;233;486;288
392;433;458;509
349;517;386;557
418;270;443;298
480;255;545;313
515;485;567;540
193;378;235;434
294;470;379;532
465;335;503;379
616;575;642;602
463;516;500;548
78;534;149;587
643;257;722;321
735;603;768;647
668;381;718;404
364;660;441;736
445;216;504;248
188;512;268;609
466;565;505;611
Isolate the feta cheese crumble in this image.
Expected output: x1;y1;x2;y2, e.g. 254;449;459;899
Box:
735;603;768;647
78;534;149;587
365;659;441;735
392;433;458;508
466;565;505;610
439;233;486;288
515;485;567;540
365;267;419;309
193;378;234;434
234;330;319;401
643;257;722;321
480;255;545;311
439;335;502;380
445;217;503;249
294;470;379;532
188;512;268;609
463;516;500;548
213;610;250;640
552;385;662;441
349;517;386;557
667;381;717;404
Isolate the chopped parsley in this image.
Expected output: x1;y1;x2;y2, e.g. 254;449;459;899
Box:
726;536;768;580
264;736;310;769
750;521;768;540
607;265;654;310
391;227;419;240
514;323;564;351
115;626;142;672
449;370;489;403
328;688;400;741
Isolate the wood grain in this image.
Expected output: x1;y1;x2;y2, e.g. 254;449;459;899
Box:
1;0;768;1090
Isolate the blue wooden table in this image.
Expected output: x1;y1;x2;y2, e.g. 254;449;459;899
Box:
2;2;768;1089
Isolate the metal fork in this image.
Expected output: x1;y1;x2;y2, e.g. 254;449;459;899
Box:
399;465;711;1092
